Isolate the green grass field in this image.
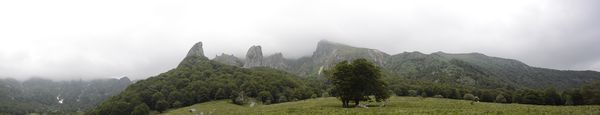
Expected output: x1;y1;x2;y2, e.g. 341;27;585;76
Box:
164;96;600;115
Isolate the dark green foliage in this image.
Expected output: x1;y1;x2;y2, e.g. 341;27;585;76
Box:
581;80;600;104
563;89;584;105
564;95;574;105
463;94;475;100
329;59;390;108
155;100;169;113
0;77;130;114
277;95;287;103
495;94;507;103
232;91;247;105
544;87;562;105
408;90;418;97
130;103;150;115
258;91;273;104
87;56;318;114
420;92;427;97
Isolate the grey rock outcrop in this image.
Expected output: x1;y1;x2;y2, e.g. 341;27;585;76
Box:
264;53;289;70
243;45;263;68
213;53;243;67
312;40;389;68
186;42;205;58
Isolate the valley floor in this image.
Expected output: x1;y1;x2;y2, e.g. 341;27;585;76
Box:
163;96;600;115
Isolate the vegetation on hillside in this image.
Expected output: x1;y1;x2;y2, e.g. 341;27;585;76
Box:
86;56;322;114
87;41;600;114
0;77;130;114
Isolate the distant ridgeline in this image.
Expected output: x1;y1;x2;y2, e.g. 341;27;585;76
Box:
213;40;600;90
0;77;131;114
89;40;600;114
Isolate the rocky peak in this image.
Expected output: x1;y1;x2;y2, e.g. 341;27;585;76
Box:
243;45;263;68
118;76;132;85
313;40;343;58
118;76;130;82
185;42;205;58
264;53;288;70
311;40;390;68
213;53;243;67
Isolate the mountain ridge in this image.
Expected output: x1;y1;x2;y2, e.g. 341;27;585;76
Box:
210;40;600;90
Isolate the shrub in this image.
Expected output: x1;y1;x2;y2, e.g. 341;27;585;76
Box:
408;90;418;97
495;94;507;103
130;103;150;115
258;91;273;103
463;93;475;100
277;95;287;103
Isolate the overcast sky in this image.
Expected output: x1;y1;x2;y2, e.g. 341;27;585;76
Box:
1;0;599;80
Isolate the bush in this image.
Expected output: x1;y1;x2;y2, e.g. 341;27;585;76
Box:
155;100;169;113
420;92;428;97
463;94;475;100
495;94;507;103
130;103;150;115
232;91;247;105
172;101;183;108
408;90;418;97
258;91;272;103
277;95;287;103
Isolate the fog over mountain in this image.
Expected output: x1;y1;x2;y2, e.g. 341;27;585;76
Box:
0;0;599;80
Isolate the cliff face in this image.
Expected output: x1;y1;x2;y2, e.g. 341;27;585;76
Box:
264;53;289;70
186;42;205;58
243;45;263;68
212;40;390;76
213;53;243;67
312;40;389;69
202;40;600;90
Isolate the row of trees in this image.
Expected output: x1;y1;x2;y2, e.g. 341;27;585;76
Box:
324;58;600;107
387;78;600;105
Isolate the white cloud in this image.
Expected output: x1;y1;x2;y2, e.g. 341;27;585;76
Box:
0;0;598;80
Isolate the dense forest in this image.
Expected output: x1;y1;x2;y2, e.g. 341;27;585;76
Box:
0;77;130;114
87;56;324;114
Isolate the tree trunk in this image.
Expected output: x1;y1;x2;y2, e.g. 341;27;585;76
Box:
345;99;350;108
354;98;360;107
342;99;346;108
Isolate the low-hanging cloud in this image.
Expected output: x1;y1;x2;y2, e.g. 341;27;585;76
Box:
0;0;599;80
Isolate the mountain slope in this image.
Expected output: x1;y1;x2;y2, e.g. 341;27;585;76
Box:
87;42;321;115
0;77;131;114
210;40;600;90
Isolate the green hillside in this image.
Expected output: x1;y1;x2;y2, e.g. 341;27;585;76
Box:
166;96;600;115
0;77;131;114
88;41;600;114
87;54;322;114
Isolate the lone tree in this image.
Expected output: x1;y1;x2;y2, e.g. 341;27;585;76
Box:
329;58;390;108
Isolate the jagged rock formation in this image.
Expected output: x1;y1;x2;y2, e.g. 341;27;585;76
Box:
205;39;600;90
213;53;244;67
263;53;289;70
186;42;205;58
312;40;389;68
243;45;263;68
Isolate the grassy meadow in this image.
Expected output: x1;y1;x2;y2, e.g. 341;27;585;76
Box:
163;96;600;115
